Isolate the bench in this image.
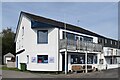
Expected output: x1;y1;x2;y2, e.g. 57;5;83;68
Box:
72;65;93;73
72;65;84;73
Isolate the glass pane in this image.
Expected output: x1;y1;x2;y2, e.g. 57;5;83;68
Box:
71;54;85;64
87;55;93;64
38;30;48;43
37;55;48;63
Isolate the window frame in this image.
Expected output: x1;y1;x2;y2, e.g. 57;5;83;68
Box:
22;27;24;36
37;30;48;44
27;55;29;64
111;40;112;44
37;55;48;64
115;41;117;45
105;39;107;43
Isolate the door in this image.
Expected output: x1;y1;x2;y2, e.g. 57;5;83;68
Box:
16;56;18;68
62;54;65;71
62;54;68;71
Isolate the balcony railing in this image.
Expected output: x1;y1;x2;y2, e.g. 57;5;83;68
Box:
60;39;103;52
105;49;120;56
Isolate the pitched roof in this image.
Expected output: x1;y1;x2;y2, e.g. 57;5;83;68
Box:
4;52;15;57
21;11;105;38
15;11;118;42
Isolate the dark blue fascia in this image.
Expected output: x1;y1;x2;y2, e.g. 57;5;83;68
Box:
31;20;55;28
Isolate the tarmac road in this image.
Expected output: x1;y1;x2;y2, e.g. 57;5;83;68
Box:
2;68;120;78
0;65;2;79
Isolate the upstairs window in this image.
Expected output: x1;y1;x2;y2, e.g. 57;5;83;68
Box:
63;32;75;40
111;40;112;44
115;41;117;45
105;39;107;43
22;27;24;36
37;30;48;44
83;37;93;42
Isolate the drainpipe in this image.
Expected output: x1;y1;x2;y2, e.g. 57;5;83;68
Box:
58;28;60;73
85;42;88;73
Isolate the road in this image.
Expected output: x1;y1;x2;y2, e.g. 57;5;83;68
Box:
2;68;119;78
0;65;2;79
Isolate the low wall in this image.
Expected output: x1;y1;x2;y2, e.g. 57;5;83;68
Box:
7;62;16;68
107;64;119;69
98;64;106;70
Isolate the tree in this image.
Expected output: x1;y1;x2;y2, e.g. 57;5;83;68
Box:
1;28;15;64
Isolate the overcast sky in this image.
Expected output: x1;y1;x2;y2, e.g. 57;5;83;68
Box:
2;2;118;40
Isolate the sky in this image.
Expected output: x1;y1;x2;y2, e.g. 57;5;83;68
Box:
1;0;120;2
2;2;118;40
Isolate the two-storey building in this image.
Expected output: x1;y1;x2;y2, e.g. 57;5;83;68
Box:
15;11;120;72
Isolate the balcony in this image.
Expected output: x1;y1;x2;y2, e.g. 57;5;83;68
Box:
105;49;120;57
60;39;103;52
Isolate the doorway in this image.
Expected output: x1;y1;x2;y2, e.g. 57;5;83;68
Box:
16;56;18;68
62;54;68;71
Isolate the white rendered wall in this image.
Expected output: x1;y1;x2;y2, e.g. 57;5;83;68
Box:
16;15;26;53
16;15;29;70
26;27;59;71
16;15;59;71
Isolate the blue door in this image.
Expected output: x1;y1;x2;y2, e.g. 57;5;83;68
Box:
16;56;18;68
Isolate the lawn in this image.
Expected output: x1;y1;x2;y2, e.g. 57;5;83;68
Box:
1;66;20;71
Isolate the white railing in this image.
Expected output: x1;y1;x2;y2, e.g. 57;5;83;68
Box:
105;49;120;56
60;39;103;52
117;50;120;56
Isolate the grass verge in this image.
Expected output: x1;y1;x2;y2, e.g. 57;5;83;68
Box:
1;66;20;71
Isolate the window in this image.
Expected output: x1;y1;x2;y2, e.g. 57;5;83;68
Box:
22;38;23;48
37;30;48;44
115;41;117;45
111;40;112;44
37;55;48;63
87;55;93;64
93;55;97;64
63;32;75;40
105;39;107;43
22;27;24;36
98;39;101;43
27;55;29;64
71;55;85;64
99;59;103;64
19;40;20;49
83;37;93;42
116;50;117;55
80;37;83;41
75;36;83;41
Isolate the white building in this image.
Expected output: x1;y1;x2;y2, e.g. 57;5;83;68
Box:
15;11;120;72
4;52;15;64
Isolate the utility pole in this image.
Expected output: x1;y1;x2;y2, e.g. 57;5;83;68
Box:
117;39;119;64
64;22;67;75
85;42;88;73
